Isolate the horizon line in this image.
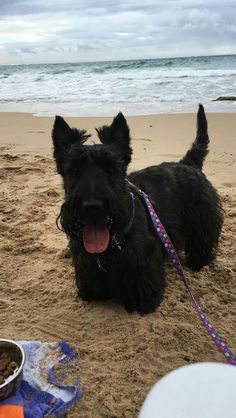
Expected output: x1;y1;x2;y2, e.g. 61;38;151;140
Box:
0;53;235;67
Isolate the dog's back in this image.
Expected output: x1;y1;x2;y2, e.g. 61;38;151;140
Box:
128;104;223;271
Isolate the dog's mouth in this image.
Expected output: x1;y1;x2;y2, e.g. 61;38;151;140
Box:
82;217;110;254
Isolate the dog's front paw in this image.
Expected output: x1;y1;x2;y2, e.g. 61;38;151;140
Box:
123;282;163;315
124;298;159;315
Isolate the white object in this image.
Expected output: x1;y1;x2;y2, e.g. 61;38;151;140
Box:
139;362;236;418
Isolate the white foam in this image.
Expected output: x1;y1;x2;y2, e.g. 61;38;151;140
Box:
0;57;235;116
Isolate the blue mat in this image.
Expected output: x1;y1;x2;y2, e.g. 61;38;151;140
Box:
0;341;83;418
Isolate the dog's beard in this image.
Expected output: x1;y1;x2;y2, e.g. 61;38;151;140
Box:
57;195;128;254
57;200;82;239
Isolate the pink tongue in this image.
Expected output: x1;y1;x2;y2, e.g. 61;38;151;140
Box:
83;221;110;254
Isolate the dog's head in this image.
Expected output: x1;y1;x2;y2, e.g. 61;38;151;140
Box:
52;113;133;254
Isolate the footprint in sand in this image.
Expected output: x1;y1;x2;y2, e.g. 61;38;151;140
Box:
0;146;10;152
2;165;43;175
0;206;16;215
1;154;19;161
227;209;236;218
29;210;47;222
21;166;43;173
0;299;11;310
40;188;60;198
3;166;23;171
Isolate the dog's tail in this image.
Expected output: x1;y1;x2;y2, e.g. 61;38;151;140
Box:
180;104;209;171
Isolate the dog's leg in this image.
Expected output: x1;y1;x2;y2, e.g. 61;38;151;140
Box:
185;217;222;271
184;192;223;271
185;233;216;271
119;244;166;314
122;266;166;314
73;256;113;301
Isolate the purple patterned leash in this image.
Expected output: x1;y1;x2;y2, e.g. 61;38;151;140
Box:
141;190;236;365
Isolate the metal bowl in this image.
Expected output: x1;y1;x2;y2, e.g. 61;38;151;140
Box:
0;339;25;401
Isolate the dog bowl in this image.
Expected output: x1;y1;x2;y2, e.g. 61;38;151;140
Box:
0;339;25;401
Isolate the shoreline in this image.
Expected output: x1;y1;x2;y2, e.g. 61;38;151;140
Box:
0;109;236;117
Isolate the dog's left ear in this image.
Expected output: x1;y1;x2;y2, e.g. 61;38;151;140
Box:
52;116;90;176
96;112;132;166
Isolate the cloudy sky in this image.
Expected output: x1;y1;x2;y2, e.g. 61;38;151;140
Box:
0;0;235;65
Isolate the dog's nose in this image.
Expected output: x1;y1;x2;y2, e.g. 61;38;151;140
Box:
81;200;104;217
82;200;104;210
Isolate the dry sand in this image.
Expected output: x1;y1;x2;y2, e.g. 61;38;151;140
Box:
0;112;235;417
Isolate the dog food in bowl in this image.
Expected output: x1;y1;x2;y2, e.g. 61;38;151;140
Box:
0;352;18;385
0;339;25;401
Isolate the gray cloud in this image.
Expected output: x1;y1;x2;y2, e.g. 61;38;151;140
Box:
0;0;235;64
1;0;235;15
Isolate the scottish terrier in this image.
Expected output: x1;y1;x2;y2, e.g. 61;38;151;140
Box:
52;105;223;314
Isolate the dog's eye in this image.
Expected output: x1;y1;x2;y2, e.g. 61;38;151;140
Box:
74;152;88;163
66;151;88;173
66;160;84;176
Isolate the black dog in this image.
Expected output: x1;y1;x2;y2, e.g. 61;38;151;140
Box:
52;105;223;314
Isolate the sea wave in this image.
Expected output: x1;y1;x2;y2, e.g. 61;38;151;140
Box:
0;55;235;115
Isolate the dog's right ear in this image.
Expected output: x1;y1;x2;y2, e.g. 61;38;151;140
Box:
96;112;132;167
52;116;90;176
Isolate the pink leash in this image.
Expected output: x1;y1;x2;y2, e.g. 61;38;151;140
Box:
139;189;236;365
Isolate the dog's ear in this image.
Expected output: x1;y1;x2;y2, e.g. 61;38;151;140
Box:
96;112;132;166
52;116;90;176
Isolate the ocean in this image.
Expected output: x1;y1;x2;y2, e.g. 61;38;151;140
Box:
0;55;235;116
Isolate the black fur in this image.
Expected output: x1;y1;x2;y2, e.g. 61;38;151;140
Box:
52;105;223;314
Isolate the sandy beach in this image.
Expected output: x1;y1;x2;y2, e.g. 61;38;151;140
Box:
0;111;235;417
